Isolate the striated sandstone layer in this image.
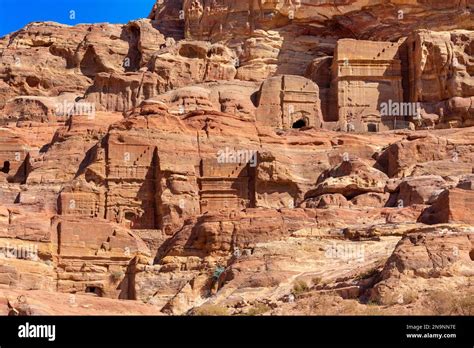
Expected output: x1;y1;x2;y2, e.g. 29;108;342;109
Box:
0;0;473;316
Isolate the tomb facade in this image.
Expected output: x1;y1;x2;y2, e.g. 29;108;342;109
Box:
330;39;408;132
0;130;30;183
105;139;158;229
58;192;101;217
54;218;150;299
199;157;256;213
256;75;321;129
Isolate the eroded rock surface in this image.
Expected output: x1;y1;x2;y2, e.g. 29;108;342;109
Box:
0;0;473;316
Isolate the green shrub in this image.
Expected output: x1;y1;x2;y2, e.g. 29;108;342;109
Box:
293;280;309;295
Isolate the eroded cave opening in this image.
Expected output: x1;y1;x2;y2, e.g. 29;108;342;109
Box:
1;160;10;174
367;123;378;132
292;119;307;129
124;25;142;72
85;286;103;297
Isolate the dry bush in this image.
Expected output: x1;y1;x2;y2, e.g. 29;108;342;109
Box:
382;289;418;305
354;267;380;281
109;271;124;283
337;300;359;314
403;289;419;304
193;304;228;316
306;293;338;315
293;280;310;296
457;293;474;315
363;306;384;316
429;290;474;315
246;303;271;316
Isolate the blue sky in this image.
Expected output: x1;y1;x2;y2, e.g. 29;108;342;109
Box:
0;0;156;37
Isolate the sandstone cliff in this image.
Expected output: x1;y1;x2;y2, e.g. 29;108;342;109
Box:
0;0;473;316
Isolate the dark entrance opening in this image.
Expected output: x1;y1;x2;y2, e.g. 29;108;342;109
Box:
1;161;10;174
292;119;307;129
124;212;136;221
124;211;137;228
367;123;378;132
85;286;103;297
470;249;474;261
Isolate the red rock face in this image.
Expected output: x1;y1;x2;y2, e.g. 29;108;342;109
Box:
0;0;473;315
